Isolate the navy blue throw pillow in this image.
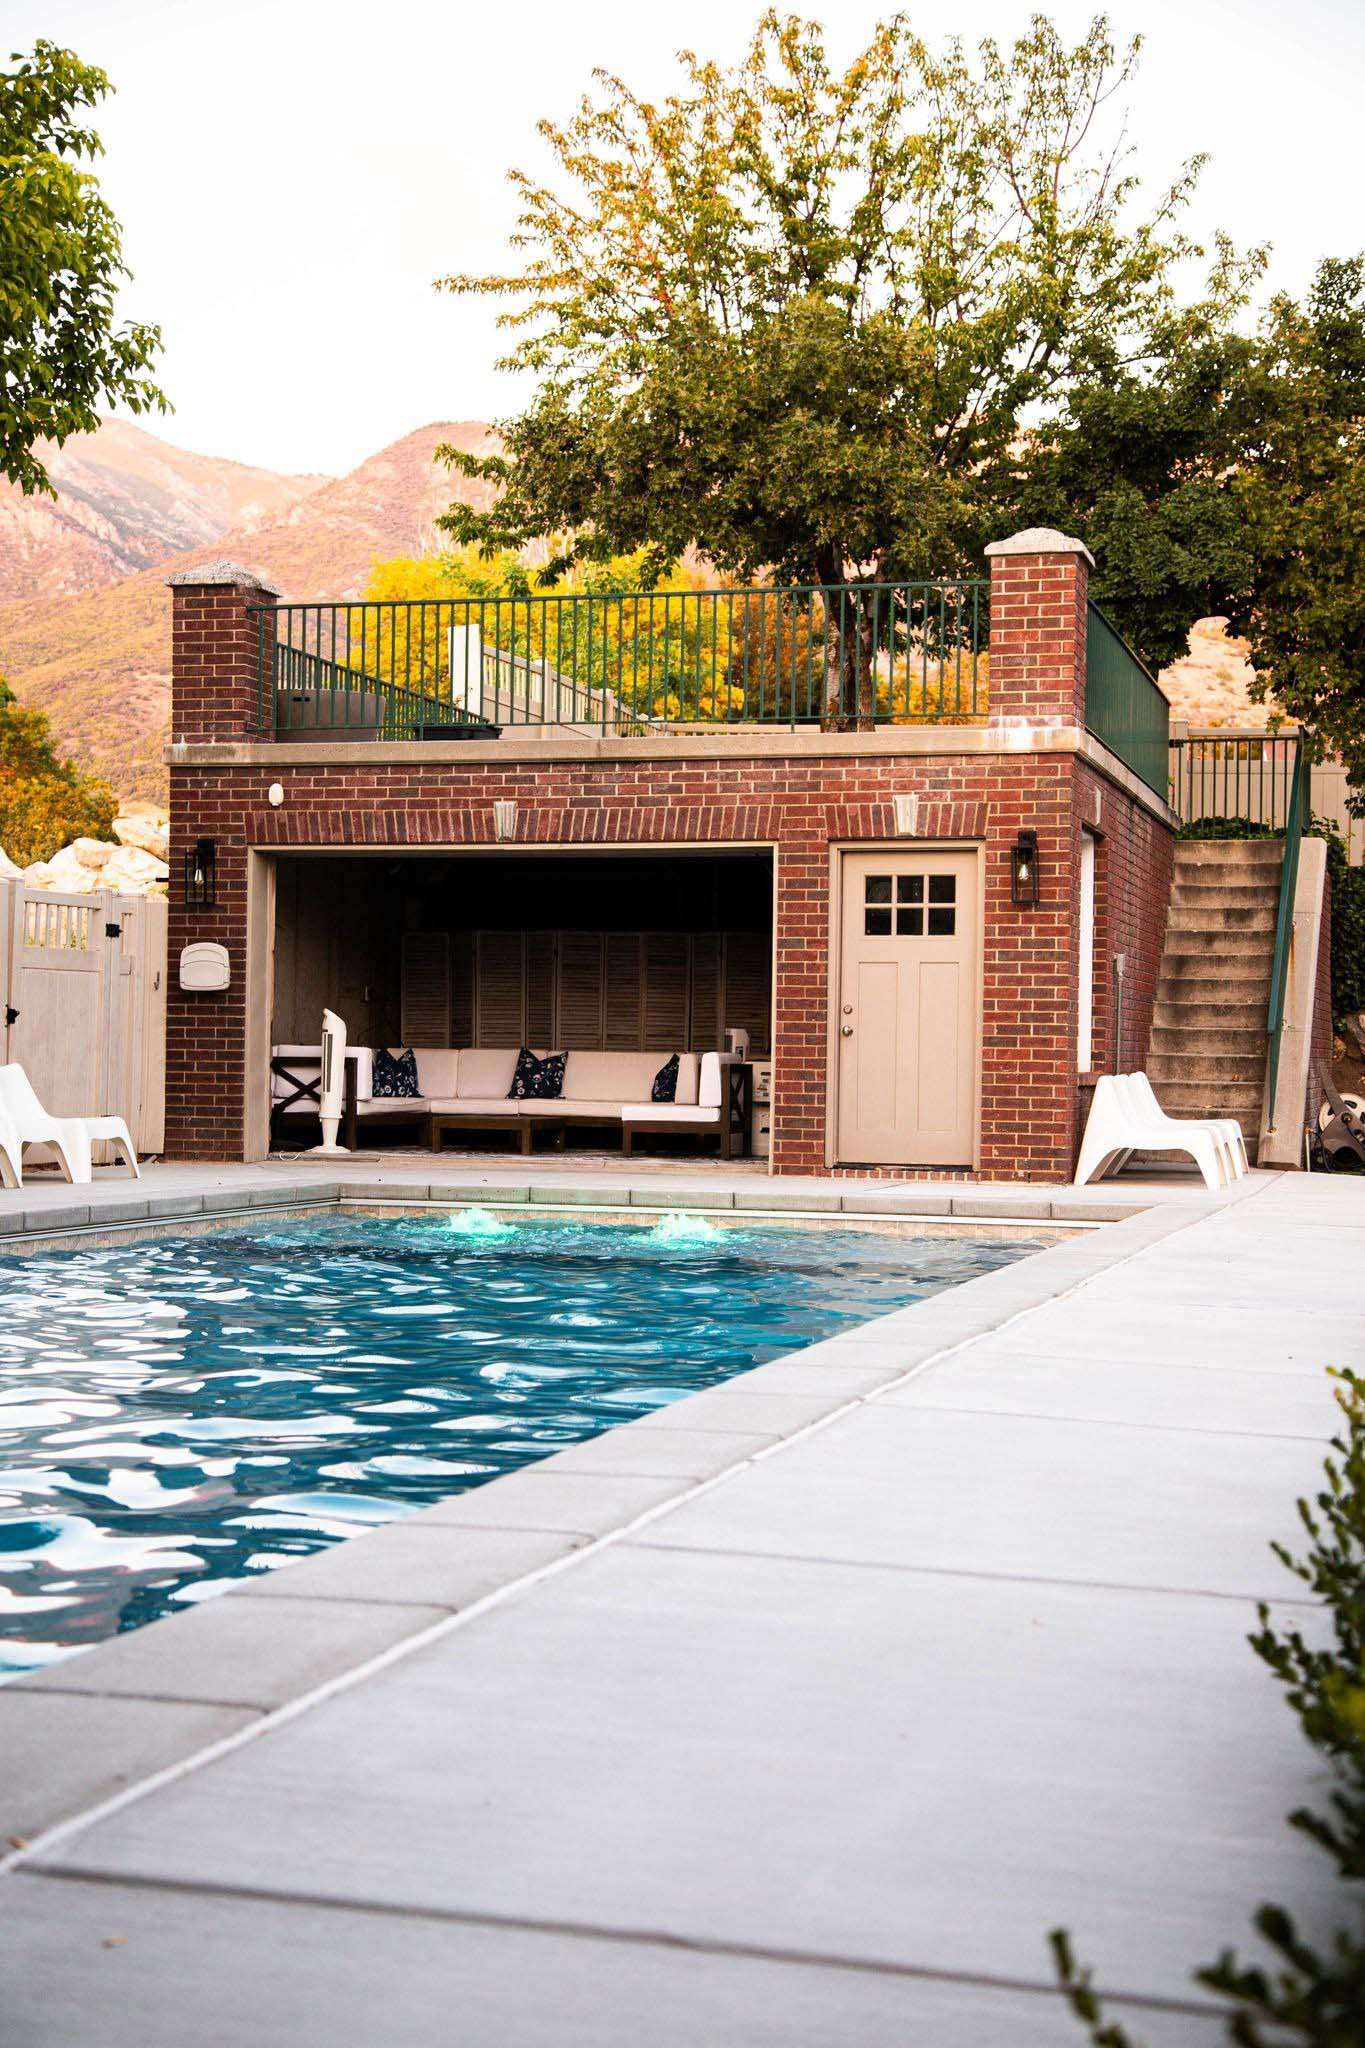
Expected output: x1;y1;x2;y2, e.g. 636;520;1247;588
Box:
651;1053;680;1103
372;1047;420;1099
507;1047;566;1101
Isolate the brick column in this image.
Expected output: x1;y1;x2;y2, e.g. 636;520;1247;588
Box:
164;564;277;1160
167;560;281;743
985;527;1092;727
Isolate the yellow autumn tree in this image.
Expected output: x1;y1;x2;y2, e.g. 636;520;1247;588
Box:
0;673;116;866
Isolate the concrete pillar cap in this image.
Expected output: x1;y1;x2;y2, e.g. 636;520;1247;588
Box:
984;527;1095;568
166;561;283;596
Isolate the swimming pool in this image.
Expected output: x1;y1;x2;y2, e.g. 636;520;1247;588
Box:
0;1211;1042;1677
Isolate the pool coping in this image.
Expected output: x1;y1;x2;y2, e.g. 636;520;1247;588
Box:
0;1173;1263;1856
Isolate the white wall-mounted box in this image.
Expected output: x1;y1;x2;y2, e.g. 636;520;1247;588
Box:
179;941;229;992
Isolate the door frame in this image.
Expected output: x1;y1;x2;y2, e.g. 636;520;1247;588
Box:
824;840;985;1172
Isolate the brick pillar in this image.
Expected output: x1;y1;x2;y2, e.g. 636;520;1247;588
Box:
164;564;277;1161
167;560;281;743
985;527;1093;727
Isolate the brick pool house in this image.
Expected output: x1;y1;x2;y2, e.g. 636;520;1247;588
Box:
162;529;1180;1181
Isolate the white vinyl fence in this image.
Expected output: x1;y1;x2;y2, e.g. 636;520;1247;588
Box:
0;882;167;1155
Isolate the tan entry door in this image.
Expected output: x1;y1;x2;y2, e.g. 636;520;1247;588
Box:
836;850;978;1165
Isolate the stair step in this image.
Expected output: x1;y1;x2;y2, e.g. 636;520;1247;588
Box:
1170;881;1280;906
1150;1026;1266;1057
1165;908;1277;935
1159;948;1271;973
1153;1000;1269;1030
1175;840;1285;865
1148;1057;1266;1088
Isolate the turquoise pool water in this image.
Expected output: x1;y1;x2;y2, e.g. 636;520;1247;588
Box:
0;1213;1041;1677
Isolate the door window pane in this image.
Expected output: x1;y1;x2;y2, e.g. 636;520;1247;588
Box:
928;875;956;903
864;907;892;935
897;875;924;902
927;907;956;935
896;907;924;935
865;875;892;904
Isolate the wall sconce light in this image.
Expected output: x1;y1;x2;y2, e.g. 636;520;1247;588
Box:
184;837;217;908
1010;829;1040;907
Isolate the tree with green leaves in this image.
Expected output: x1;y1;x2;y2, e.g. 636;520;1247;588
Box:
438;11;1253;722
1;39;165;497
1229;259;1365;810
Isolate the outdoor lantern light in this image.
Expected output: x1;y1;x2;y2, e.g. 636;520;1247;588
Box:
1010;830;1040;907
184;837;217;909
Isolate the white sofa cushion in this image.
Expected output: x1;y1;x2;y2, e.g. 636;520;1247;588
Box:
620;1103;721;1125
413;1049;459;1099
563;1051;697;1103
456;1048;528;1099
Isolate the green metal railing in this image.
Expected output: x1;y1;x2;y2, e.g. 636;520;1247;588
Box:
1169;730;1301;828
250;581;988;738
1084;603;1170;797
1264;738;1310;1134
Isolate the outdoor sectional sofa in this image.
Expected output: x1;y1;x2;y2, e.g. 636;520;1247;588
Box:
270;1045;751;1157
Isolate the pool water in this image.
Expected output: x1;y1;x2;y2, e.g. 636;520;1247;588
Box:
0;1213;1042;1677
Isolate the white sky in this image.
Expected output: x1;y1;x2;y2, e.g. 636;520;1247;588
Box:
10;0;1364;478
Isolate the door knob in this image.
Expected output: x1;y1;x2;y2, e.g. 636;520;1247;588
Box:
841;1024;853;1037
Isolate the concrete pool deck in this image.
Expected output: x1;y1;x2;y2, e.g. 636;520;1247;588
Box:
0;1163;1360;2042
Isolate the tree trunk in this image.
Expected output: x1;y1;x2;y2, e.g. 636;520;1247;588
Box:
818;556;876;733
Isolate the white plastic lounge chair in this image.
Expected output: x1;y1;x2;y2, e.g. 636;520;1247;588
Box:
1075;1073;1234;1192
0;1107;21;1191
0;1064;138;1185
1127;1072;1248;1179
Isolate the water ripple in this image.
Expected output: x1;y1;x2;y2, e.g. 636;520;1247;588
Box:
0;1213;1041;1675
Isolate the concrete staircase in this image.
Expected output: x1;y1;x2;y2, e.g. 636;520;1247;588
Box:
1147;838;1283;1161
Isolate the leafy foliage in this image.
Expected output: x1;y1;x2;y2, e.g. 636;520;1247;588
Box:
0;672;115;865
1228;261;1365;813
1054;1370;1365;2045
1;40;165;496
439;11;1235;605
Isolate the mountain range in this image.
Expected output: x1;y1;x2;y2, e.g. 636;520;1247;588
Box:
0;419;499;800
0;415;1263;806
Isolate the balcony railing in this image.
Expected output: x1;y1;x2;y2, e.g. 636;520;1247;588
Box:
1168;729;1302;830
251;582;988;739
1084;604;1170;798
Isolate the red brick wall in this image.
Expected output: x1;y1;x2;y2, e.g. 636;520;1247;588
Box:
169;578;272;743
1073;759;1174;1081
986;546;1088;725
166;750;1104;1178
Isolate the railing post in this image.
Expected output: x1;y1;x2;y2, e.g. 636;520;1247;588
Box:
167;562;282;744
984;527;1093;728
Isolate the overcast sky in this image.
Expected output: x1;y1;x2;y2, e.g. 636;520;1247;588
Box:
12;0;1364;478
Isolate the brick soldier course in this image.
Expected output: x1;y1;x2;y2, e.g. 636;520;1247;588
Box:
164;536;1177;1179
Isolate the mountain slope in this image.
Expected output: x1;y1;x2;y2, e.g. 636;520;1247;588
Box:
0;418;330;600
0;423;498;801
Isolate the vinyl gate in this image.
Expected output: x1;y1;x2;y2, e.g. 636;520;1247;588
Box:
0;883;167;1154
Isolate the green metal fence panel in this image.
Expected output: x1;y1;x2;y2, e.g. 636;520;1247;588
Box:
1084;604;1170;798
1264;739;1309;1134
1168;731;1301;830
249;581;988;739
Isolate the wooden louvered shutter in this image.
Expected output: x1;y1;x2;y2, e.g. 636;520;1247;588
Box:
449;929;475;1047
525;931;557;1047
557;931;604;1047
722;931;772;1056
476;932;524;1045
603;933;642;1049
688;934;722;1051
400;933;451;1046
642;934;688;1048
